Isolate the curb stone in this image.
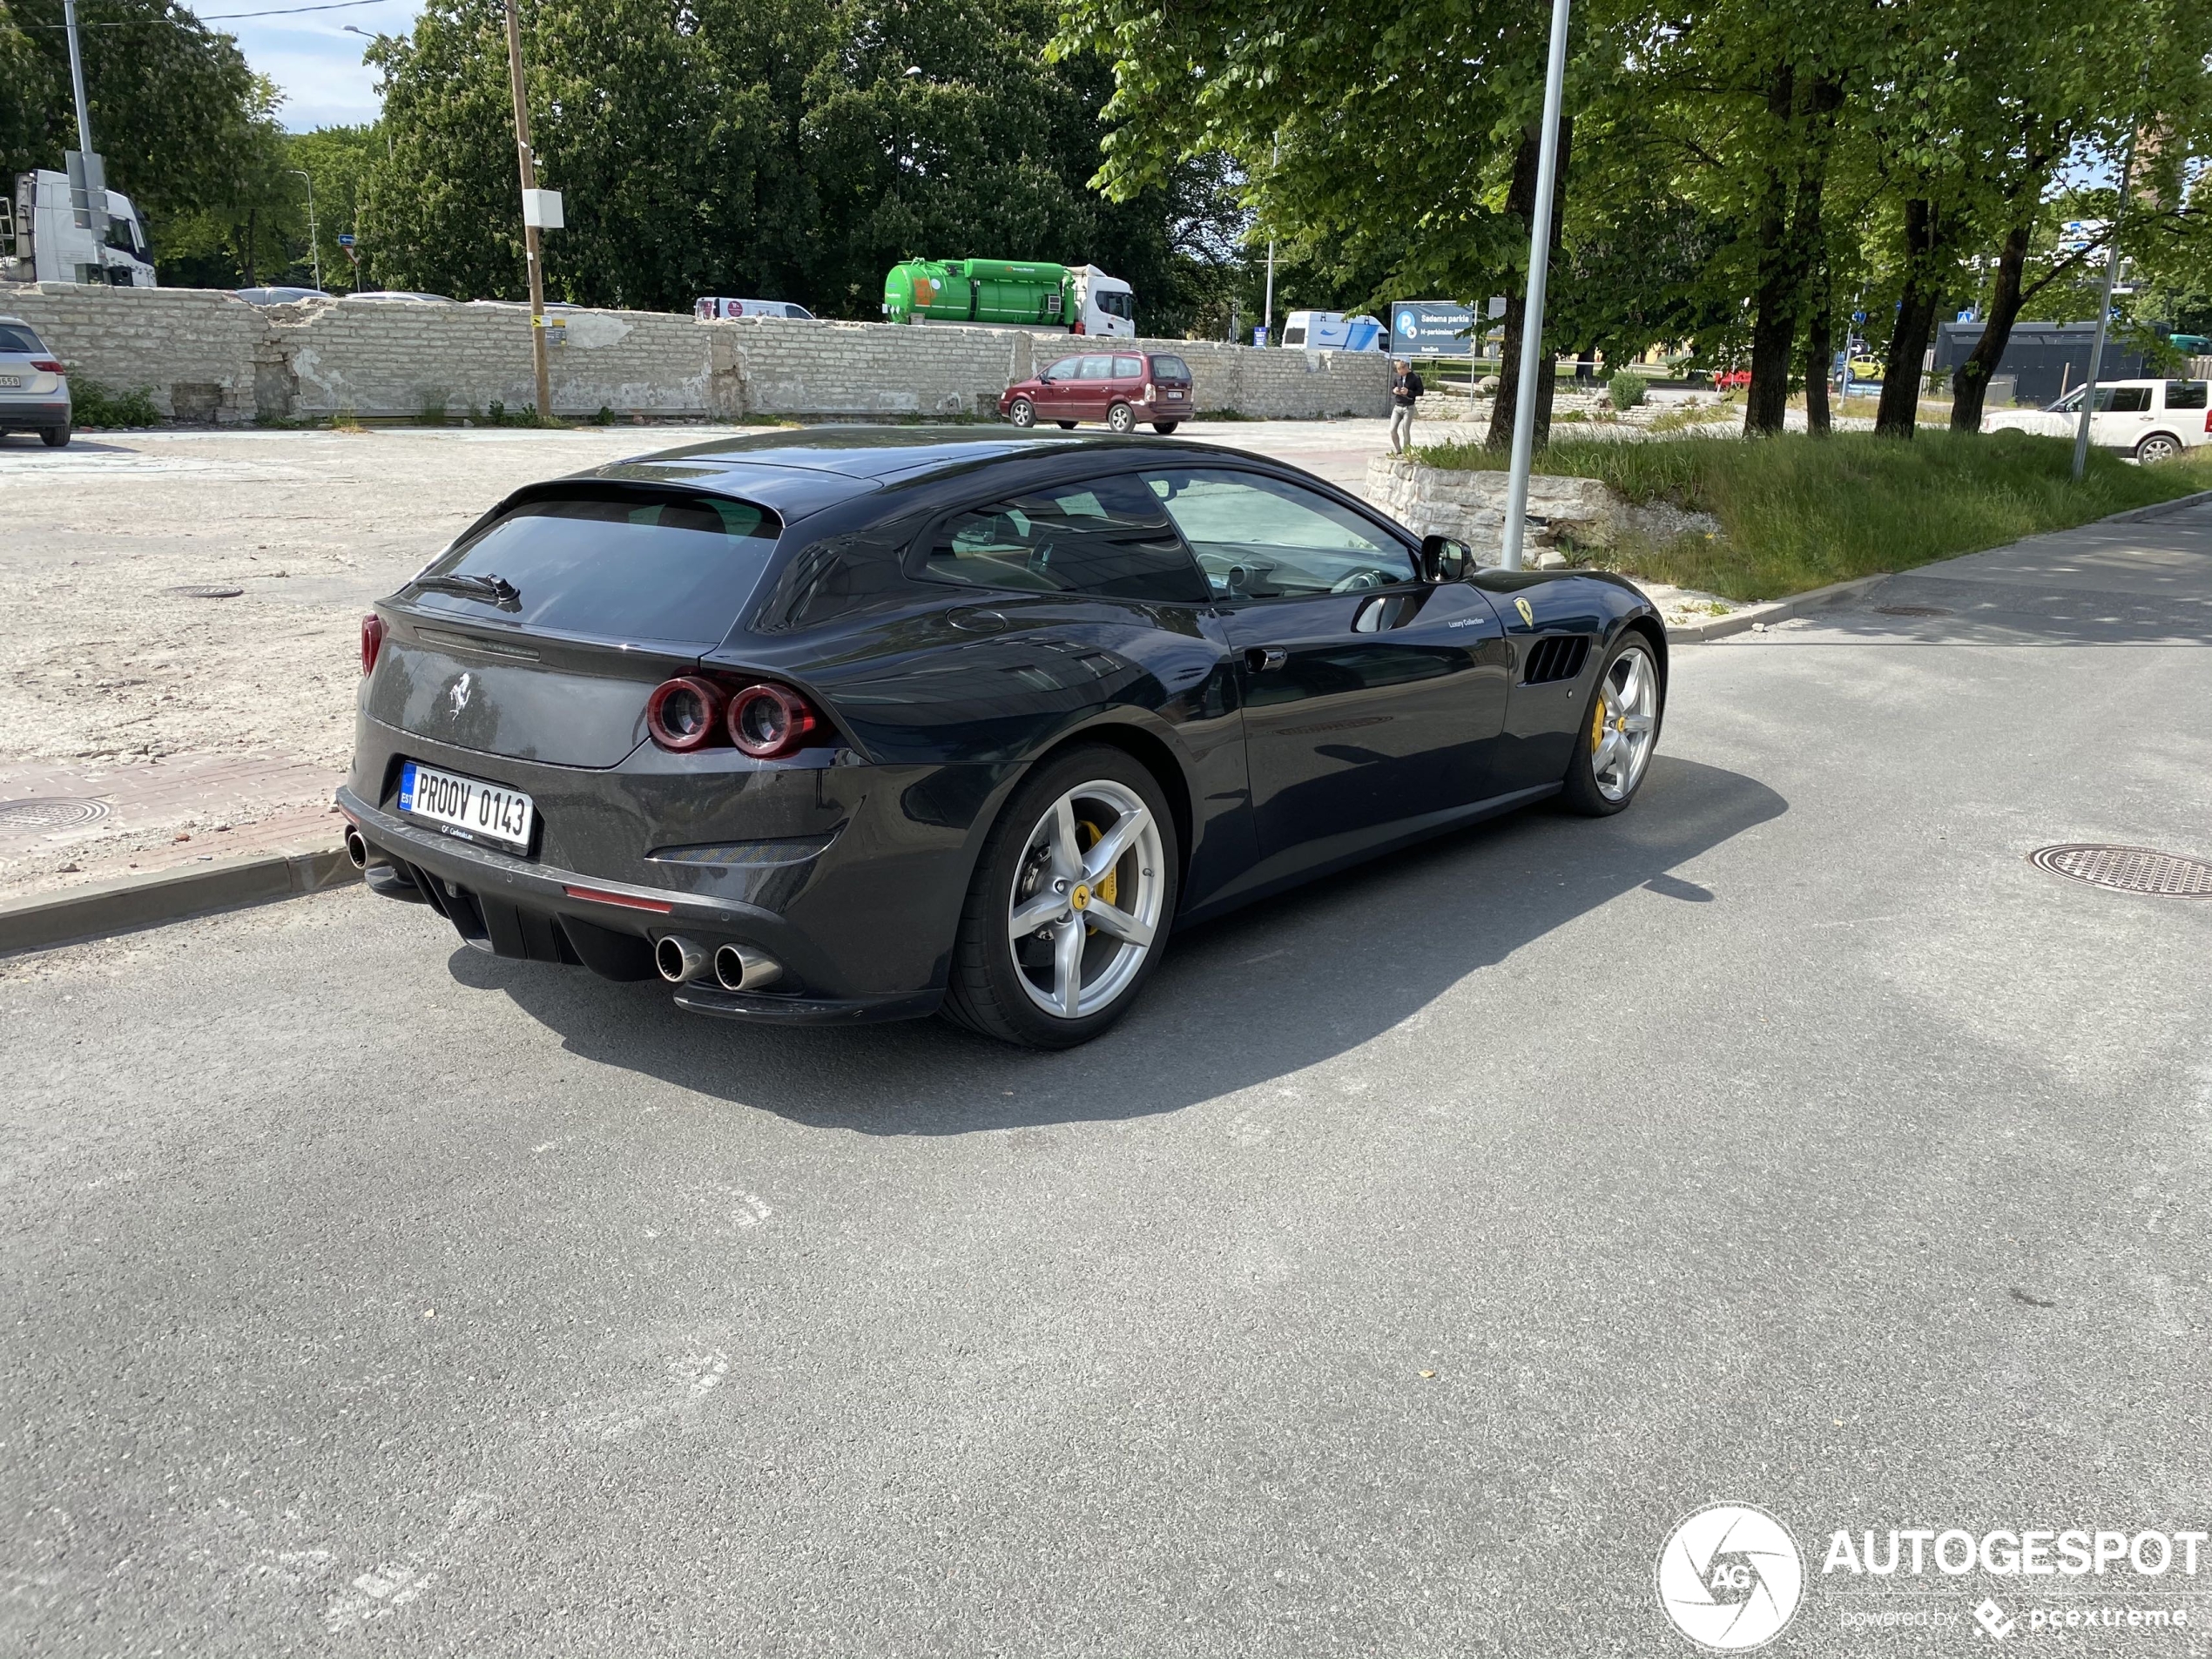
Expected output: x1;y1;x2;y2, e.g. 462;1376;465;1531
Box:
0;844;358;958
1663;486;2212;644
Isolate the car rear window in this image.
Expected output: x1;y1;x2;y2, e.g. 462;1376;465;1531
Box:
411;492;780;644
1149;355;1190;381
0;324;46;354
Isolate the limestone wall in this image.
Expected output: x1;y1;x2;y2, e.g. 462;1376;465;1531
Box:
0;283;1390;424
1366;454;1721;561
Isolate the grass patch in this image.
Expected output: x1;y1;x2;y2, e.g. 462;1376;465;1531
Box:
69;377;161;428
1409;428;2212;600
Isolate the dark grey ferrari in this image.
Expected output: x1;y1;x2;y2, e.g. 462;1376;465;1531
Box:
339;428;1666;1049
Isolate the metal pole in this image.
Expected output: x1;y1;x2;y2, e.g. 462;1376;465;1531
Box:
289;170;320;292
1498;0;1571;571
502;0;553;425
1260;137;1278;346
2070;132;2135;482
61;0;95;160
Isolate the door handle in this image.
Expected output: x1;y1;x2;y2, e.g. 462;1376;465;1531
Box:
1244;645;1288;671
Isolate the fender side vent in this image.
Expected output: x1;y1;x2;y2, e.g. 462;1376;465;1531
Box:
1522;634;1591;685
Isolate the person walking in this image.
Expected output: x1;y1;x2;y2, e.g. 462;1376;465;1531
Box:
1388;358;1424;455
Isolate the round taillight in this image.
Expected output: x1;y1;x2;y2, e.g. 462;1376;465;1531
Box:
646;677;727;751
360;612;384;675
726;683;818;758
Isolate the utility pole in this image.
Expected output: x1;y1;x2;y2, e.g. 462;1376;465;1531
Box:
61;0;94;161
2071;131;2136;482
288;169;321;292
1498;0;1572;571
502;0;553;425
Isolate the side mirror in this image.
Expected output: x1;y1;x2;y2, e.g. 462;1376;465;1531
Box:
1420;533;1473;582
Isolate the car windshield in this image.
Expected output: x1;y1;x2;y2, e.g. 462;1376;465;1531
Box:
0;323;46;353
411;493;780;644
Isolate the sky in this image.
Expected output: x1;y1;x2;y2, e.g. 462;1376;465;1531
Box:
182;0;422;132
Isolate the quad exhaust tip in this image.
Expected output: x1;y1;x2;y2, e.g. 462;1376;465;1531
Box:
343;826;368;870
654;934;707;984
713;943;784;993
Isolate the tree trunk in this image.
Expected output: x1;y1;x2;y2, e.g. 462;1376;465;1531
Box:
242;208;258;288
1486;114;1574;452
1949;222;2031;431
1875;199;1943;439
1743;64;1798;436
1804;302;1833;435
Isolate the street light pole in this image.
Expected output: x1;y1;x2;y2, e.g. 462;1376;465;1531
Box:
1260;137;1278;347
287;169;320;292
1498;0;1572;572
61;0;95;161
2070;130;2136;483
502;0;553;425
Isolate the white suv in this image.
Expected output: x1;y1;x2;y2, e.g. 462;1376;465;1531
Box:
1984;377;2209;463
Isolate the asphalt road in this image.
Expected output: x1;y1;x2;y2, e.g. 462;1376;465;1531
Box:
4;503;2211;1656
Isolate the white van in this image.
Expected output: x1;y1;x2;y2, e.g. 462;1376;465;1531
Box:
1280;311;1385;351
1984;378;2210;463
695;297;816;320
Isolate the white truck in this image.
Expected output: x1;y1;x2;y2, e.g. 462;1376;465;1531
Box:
1;169;157;287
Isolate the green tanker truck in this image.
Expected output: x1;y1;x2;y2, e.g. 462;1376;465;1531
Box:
882;258;1137;337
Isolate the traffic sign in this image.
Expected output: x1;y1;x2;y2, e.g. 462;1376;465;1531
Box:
337;233;355;247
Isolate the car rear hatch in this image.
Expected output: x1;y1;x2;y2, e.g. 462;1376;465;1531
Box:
0;320;63;401
367;483;783;769
1149;353;1192;407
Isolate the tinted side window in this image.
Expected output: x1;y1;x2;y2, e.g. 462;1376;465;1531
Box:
2166;381;2208;410
1142;469;1415;599
926;475;1208;603
2096;386;2152;413
1114;355;1144;378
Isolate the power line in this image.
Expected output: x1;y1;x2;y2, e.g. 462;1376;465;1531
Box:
23;0;405;25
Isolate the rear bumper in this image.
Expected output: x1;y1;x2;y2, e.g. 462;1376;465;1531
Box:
0;395;70;424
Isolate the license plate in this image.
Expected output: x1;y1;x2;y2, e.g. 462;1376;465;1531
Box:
397;760;535;851
1163;388;1186;400
0;376;19;388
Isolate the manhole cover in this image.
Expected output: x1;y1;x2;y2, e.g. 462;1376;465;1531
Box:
2029;844;2212;897
170;584;244;599
1876;604;1950;617
0;797;111;831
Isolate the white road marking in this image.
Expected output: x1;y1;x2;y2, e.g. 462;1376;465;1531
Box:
567;1351;730;1444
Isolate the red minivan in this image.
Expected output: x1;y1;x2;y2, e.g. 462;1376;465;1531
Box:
1000;351;1193;434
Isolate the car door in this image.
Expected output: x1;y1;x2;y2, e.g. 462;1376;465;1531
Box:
2091;383;2155;450
1035;354;1082;420
1110;354;1146;419
1075;354;1116;421
1142;464;1510;867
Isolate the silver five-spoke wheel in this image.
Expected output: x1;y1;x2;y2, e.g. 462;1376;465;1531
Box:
1591;644;1658;802
1007;779;1164;1019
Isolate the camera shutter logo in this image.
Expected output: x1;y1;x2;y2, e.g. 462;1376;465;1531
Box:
1656;1503;1804;1651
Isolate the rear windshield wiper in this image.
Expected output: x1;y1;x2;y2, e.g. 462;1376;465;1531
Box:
414;571;522;610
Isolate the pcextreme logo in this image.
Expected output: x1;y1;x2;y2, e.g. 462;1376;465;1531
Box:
1656;1503;1806;1651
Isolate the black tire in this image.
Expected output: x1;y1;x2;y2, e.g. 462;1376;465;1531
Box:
941;745;1179;1049
1106;401;1136;434
2136;432;2182;464
41;423;71;448
1561;630;1663;817
1151;421;1180;434
1008;396;1035;429
1055;420;1077;429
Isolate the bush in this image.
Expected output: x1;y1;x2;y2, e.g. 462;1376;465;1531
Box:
1608;372;1649;411
1411;428;2212;600
69;376;160;428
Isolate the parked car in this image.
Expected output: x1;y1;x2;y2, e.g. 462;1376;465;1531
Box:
235;286;328;306
1982;377;2210;462
339;427;1665;1049
341;290;457;304
695;298;816;320
1710;368;1750;391
0;315;71;446
1001;351;1194;434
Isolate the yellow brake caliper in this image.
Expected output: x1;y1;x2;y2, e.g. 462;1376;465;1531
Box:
1590;683;1608;754
1076;820;1119;933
